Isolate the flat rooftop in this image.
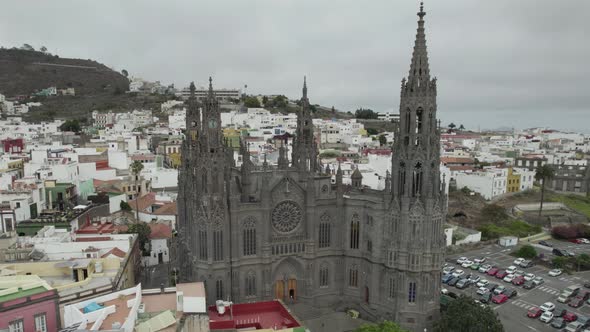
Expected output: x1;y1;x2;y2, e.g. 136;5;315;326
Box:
208;300;301;331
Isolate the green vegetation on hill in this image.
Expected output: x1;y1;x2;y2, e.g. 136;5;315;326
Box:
479;220;541;240
0;48;129;96
550;194;590;219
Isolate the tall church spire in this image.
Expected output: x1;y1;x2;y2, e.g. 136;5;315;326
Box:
408;1;430;87
291;77;319;173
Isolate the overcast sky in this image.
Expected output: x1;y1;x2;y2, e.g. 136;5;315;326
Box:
1;1;589;132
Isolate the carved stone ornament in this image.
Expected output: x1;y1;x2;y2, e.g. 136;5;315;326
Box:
271;201;303;233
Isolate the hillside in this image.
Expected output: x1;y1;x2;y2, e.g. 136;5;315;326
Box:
0;48;129;96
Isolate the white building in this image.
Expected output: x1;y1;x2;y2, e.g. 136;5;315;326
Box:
455;168;508;200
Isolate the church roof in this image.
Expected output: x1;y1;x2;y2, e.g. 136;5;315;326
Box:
351;167;363;179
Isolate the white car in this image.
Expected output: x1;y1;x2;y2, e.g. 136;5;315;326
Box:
479;264;492;273
540;302;555;312
493;285;506;295
477;279;489;288
469;275;481;283
514;270;525;277
548;269;562;277
443;266;455;274
506;265;517;274
462;260;473;268
524;273;535;281
474;257;486;264
476;286;489;295
456;257;468;264
452;269;465;278
441;288;449;295
503;274;515;283
514;258;525;265
580;238;590;244
540;311;554;323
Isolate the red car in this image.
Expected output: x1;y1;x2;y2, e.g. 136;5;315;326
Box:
569;296;584;308
527;307;542;318
569;239;584;244
495;270;508;279
564;312;578;322
487;268;499;276
492;294;509;304
512;276;525;286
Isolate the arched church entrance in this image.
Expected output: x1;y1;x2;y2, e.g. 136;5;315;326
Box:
272;257;304;303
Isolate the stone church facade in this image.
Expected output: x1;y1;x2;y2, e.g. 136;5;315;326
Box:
175;4;445;331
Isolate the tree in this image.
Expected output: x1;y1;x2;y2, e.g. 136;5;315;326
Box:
459;124;465;130
21;43;34;51
331;106;336;113
435;295;504;332
514;244;537;259
120;201;132;212
448;122;456;130
262;95;269;107
130;160;145;221
59;120;81;133
121;69;129;78
354;321;409;332
125;222;151;256
40;46;48;53
481;204;508;222
378;135;387;146
366;128;379;136
244;96;261;108
552;256;570;269
355;108;378;119
535;164;555;217
576;253;590;271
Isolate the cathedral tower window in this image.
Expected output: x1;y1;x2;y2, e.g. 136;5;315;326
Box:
389;277;395;299
408;282;417;303
216;279;224;300
201;170;208;194
350;214;360;249
398;162;406;195
213;230;223;261
349;265;359;288
198;230;208;260
319;264;329;288
245;273;256;297
416;108;423;134
319;213;331;248
412;162;423;197
243;222;257;256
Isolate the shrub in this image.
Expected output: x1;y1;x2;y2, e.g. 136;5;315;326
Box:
481;204;508;222
478;220;541;240
552;224;590;239
514;245;537;259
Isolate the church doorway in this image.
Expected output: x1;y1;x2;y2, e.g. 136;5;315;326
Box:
274;278;297;301
288;278;297;301
275;280;284;300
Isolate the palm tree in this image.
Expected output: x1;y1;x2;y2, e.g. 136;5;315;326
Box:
535;164;555;217
130;160;144;221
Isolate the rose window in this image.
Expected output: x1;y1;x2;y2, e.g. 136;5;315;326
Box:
271;201;302;233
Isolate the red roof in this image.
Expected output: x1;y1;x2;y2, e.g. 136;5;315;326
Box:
101;247;127;258
209;301;301;330
441;157;475;164
149;223;172;239
75;236;112;242
77;221;116;234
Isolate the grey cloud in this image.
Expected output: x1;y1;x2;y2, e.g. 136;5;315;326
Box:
0;0;588;132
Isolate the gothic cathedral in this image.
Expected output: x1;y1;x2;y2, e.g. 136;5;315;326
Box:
176;4;445;331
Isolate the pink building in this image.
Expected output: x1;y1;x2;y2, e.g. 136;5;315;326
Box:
0;282;60;332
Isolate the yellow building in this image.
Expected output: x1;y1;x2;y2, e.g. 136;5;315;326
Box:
507;168;521;193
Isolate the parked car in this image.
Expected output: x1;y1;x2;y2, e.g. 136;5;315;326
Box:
456;278;470;289
553;248;566;256
533;276;545;285
570;239;584;244
496;270;508;279
539;240;553;247
448;277;460;286
474;257;486;264
443;266;455;274
477;286;489;295
524;273;536;281
553;306;567;317
442;274;454;284
493;285;506;295
579;238;590;244
456;257;468;264
549;269;563;277
487;283;500;292
462;260;474;268
447;291;459;299
527;307;542;318
520;260;534;268
523;280;536;289
564;321;584;332
469;275;481;284
487;267;499;276
512;276;525;286
503;274;516;283
557;292;572;303
441;288;449;295
540;302;556;312
502;288;518;298
584;282;590;289
470;263;481;270
452;269;465;278
540;311;554;323
551;317;566;329
576;316;590;327
513;258;525;265
563;312;578;322
477;279;489;288
479;264;492;273
514;269;525;277
577;290;590;301
492;294;509;304
564;249;576;257
569;296;584;308
479;292;493;304
506;265;518;274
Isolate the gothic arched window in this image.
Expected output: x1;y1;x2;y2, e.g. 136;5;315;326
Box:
416;108;423;134
405;111;411;134
319;264;329;288
216;279;224;300
350;214;360;249
198;230;208;260
245;272;256;297
243;218;257;256
349;265;359;288
398;162;406;195
318;213;331;249
213;230;223;261
412;162;423;197
408;282;417;303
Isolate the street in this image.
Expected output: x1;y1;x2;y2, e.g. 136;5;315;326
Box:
445;240;590;332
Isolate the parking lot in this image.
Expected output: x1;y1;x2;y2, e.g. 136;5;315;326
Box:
445;240;590;332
